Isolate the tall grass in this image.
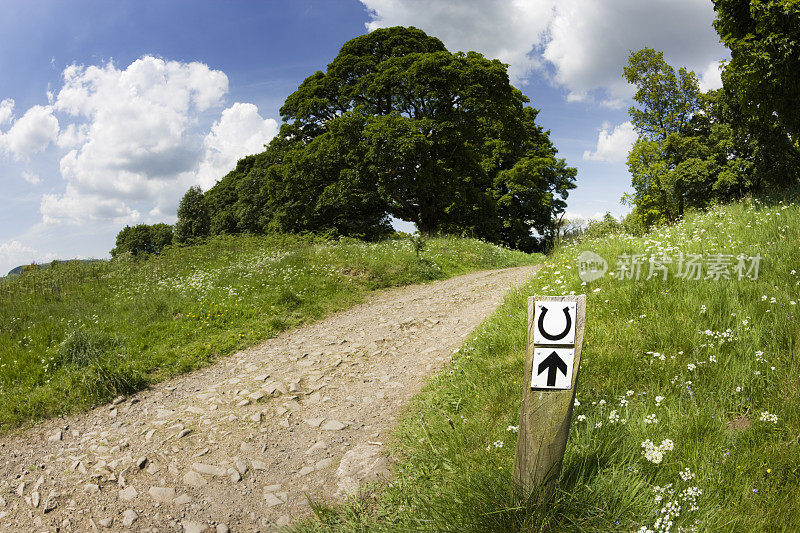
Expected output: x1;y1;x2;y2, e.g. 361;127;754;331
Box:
296;198;800;532
0;233;537;431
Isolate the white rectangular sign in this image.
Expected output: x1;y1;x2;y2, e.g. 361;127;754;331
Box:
533;301;577;345
531;347;575;389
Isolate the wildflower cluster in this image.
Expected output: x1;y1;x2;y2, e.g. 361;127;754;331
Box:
759;411;778;424
639;472;703;532
641;438;674;464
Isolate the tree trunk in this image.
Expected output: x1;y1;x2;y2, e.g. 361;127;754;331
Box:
416;203;439;235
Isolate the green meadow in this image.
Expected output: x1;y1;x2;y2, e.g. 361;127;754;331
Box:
298;197;800;532
0;234;537;431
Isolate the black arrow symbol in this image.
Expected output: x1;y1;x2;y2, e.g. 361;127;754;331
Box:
538;351;568;387
537;305;573;341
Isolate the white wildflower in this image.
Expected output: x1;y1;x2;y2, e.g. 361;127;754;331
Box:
760;411;778;424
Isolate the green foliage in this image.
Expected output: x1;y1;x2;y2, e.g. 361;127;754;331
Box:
111;223;173;257
622;49;702;224
199;26;576;252
175;186;210;244
624;48;701;143
295;195;800;532
0;233;537;430
582;213;625;240
714;0;800;140
622;48;798;228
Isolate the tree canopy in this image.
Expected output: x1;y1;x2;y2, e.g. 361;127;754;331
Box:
714;0;800;139
111;223;173;257
193;26;575;251
621;47;798;229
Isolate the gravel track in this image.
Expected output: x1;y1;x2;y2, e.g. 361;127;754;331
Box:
0;265;538;532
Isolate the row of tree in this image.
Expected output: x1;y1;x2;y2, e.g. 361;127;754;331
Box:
623;0;800;228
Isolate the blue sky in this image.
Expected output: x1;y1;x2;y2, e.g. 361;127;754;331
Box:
0;0;729;274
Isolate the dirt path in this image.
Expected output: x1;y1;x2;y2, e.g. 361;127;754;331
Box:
0;265;538;532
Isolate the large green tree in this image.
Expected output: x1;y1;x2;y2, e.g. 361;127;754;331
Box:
714;0;800;139
622;48;701;224
623;48;701;143
201;26;576;251
622;46;799;229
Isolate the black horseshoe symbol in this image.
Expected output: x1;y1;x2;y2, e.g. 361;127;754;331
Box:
538;306;572;341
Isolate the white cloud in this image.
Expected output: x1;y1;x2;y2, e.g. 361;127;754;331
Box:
545;1;728;103
38;56;239;225
361;0;556;83
56;123;89;149
0;240;57;275
698;60;724;92
41;185;140;226
362;0;729;103
583;121;637;164
0;55;281;227
22;170;41;184
0;104;59;159
196;102;278;189
28;56;281;226
0;98;14;125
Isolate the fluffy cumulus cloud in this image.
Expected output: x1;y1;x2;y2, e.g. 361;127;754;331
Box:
698;60;724;92
583;121;637;164
361;0;556;82
196;102;278;189
0;98;14;125
0;104;60;159
0;240;57;274
542;0;728;103
40;185;142;226
12;55;279;226
362;0;729;103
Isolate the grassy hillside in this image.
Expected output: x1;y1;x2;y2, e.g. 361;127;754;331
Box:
0;234;537;430
299;198;799;532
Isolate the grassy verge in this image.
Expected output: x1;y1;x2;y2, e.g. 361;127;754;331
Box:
0;233;537;431
297;198;800;532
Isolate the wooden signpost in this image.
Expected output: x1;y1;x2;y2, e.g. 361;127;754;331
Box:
513;294;586;498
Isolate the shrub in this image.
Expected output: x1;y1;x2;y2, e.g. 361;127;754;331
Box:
53;329;120;368
111;223;173;257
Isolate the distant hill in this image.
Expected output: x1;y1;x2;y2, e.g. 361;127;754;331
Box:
6;259;104;277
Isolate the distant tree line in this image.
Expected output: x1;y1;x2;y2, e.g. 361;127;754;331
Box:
622;0;800;229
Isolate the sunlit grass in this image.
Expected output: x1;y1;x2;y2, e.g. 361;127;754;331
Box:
0;233;537;431
295;198;800;532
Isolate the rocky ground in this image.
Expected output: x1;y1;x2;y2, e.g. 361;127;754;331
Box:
0;265;537;532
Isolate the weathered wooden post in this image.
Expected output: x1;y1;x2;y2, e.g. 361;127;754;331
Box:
513;294;586;499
